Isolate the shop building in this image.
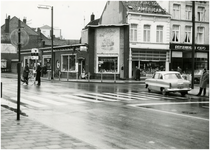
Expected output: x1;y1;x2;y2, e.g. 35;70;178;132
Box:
21;44;87;79
158;1;209;72
89;1;171;79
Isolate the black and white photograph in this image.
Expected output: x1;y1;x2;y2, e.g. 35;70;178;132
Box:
1;0;209;149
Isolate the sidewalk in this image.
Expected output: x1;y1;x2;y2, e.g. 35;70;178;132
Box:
1;106;96;149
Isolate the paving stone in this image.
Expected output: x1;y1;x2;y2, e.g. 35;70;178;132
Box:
1;107;95;149
46;145;63;149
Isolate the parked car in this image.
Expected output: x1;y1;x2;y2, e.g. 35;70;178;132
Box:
145;71;191;96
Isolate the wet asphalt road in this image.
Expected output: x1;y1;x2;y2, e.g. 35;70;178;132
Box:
1;76;209;149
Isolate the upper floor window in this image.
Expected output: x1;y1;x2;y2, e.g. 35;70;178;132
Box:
130;24;137;42
173;4;180;19
197;7;205;21
172;25;179;42
197;27;204;44
185;26;192;43
143;25;150;42
186;5;192;20
156;26;163;43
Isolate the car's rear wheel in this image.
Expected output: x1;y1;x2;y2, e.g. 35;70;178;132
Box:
181;91;188;97
161;88;167;96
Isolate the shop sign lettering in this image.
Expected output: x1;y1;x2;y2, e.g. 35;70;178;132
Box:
172;44;208;51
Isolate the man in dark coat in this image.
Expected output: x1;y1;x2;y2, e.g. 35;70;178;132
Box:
36;63;41;86
22;63;29;85
196;68;209;96
135;67;141;81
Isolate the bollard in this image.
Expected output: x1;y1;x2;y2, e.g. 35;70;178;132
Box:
114;73;116;83
1;82;2;98
88;72;90;82
59;70;61;81
67;72;69;81
101;72;103;82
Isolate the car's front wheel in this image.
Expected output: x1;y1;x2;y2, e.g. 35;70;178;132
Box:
161;88;167;96
181;91;188;97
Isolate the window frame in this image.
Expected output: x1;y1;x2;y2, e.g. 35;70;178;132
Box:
156;25;163;43
143;24;151;42
61;54;76;72
184;26;192;43
185;5;192;20
197;26;204;44
197;6;205;22
173;4;180;19
97;55;119;74
172;25;180;43
130;24;138;42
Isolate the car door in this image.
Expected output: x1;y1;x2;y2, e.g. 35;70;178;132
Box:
149;73;160;91
152;73;162;91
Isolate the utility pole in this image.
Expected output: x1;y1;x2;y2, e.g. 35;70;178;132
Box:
191;1;195;89
17;19;21;120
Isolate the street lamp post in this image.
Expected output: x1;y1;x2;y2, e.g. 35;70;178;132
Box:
38;5;54;80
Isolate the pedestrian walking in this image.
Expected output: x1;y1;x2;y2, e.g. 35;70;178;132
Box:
177;66;182;74
196;68;209;96
136;67;141;81
36;63;41;86
22;63;29;85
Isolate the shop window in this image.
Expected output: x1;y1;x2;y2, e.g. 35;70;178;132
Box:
43;57;51;70
61;54;76;72
173;4;180;19
185;26;192;43
130;24;138;42
197;27;204;44
143;25;150;42
98;57;118;73
186;5;192;20
172;25;179;42
156;26;163;43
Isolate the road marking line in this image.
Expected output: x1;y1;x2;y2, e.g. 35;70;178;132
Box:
25;96;65;105
129;101;209;107
63;94;101;103
52;95;85;104
11;97;47;107
131;105;209;122
106;93;148;101
80;93;119;102
87;93;125;101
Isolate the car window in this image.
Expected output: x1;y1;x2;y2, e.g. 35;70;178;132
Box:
164;73;182;79
154;73;160;79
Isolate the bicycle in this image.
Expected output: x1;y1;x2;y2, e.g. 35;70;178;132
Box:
21;70;36;85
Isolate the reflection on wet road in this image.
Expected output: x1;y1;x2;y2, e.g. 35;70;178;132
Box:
1;77;209;149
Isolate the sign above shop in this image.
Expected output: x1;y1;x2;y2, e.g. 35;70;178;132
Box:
80;46;87;51
170;44;209;51
31;48;39;60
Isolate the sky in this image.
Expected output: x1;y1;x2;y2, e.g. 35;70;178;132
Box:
1;0;107;39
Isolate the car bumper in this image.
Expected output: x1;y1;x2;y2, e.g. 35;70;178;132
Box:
166;88;191;92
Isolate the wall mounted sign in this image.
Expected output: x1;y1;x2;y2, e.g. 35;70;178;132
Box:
170;43;209;51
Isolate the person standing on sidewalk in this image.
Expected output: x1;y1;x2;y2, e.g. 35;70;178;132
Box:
196;68;209;96
22;63;29;85
36;63;41;86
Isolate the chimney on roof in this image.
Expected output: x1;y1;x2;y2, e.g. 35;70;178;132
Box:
91;13;95;22
5;15;10;33
23;17;27;24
